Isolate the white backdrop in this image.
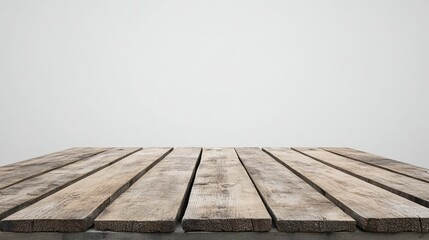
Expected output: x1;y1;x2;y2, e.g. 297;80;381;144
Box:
0;0;428;168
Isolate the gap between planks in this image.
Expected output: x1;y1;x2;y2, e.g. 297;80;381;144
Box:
293;147;429;208
235;147;355;232
0;148;141;220
182;148;272;232
0;148;172;232
1;147;428;234
0;148;110;189
263;148;429;233
94;148;202;233
323;147;429;184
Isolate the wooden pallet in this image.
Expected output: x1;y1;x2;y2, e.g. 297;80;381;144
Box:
0;147;428;238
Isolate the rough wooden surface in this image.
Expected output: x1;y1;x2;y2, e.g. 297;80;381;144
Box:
1;146;429;235
264;147;429;232
235;148;356;232
294;147;429;207
0;147;109;189
0;148;172;232
94;147;201;233
0;148;140;220
323;147;429;183
182;148;272;232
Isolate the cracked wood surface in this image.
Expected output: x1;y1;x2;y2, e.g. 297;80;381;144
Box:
236;147;355;232
0;147;428;234
182;148;272;232
0;148;172;232
94;147;201;233
264;147;429;232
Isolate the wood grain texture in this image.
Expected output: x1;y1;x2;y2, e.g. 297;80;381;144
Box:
182;148;271;232
0;147;172;233
235;148;356;232
94;147;201;233
294;148;429;207
0;147;141;220
264;148;429;233
0;147;109;189
323;147;429;183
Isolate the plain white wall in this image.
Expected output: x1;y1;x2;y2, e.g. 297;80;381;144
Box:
0;0;428;168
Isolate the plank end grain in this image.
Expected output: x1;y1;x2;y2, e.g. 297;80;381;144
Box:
422;218;429;232
276;219;356;232
0;218;90;233
182;218;272;232
94;220;176;233
362;218;421;233
0;219;32;233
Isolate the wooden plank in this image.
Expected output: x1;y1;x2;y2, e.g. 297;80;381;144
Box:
235;148;355;232
182;148;271;232
0;147;141;220
323;147;429;183
0;147;109;189
0;147;172;233
263;148;429;232
94;147;201;233
294;148;429;208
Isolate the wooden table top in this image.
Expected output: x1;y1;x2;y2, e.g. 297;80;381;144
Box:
0;147;428;239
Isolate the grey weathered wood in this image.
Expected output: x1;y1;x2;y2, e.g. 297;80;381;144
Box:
94;147;201;233
323;147;429;183
0;148;172;233
0;147;109;189
294;148;429;208
182;148;271;232
264;148;429;232
235;148;356;232
0;147;141;220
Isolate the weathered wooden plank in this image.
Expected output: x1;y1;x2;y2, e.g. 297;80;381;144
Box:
0;147;109;189
264;148;429;232
94;147;201;233
323;147;429;183
294;148;429;208
0;147;172;233
235;148;355;232
0;147;141;220
182;148;271;232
